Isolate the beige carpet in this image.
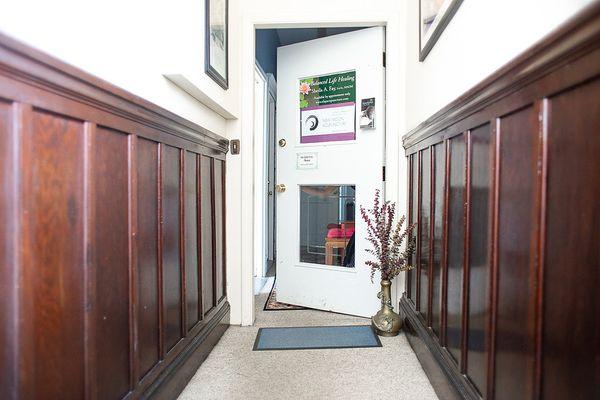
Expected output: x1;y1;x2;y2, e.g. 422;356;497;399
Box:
179;278;439;400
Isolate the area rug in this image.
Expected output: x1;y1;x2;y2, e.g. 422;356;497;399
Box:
253;325;382;351
263;279;307;311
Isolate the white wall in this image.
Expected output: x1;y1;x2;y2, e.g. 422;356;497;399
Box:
404;0;594;131
0;0;242;137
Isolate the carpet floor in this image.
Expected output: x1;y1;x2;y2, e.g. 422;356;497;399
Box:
178;279;439;400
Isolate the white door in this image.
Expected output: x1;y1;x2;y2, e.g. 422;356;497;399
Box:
275;27;385;317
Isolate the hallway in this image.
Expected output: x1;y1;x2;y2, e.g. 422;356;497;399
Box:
179;280;438;399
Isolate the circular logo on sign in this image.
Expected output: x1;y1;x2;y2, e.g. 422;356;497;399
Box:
305;115;319;131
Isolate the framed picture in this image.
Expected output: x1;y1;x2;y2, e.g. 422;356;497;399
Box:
419;0;463;61
205;0;228;89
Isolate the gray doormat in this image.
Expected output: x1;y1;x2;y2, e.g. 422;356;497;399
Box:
253;325;382;351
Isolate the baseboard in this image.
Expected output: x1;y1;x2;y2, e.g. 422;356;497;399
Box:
400;297;477;400
144;301;231;399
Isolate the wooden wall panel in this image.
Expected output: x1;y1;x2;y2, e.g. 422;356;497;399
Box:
162;145;183;352
0;101;15;400
419;148;431;318
409;153;418;303
136;138;160;378
23;110;86;399
401;6;600;400
431;143;445;337
466;123;491;395
0;33;230;400
542;79;600;400
200;156;215;313
494;107;538;400
91;126;131;399
446;134;465;363
214;160;225;302
184;151;200;330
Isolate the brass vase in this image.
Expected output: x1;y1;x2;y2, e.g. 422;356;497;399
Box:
371;279;402;337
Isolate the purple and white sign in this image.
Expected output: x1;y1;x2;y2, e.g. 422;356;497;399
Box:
300;102;355;143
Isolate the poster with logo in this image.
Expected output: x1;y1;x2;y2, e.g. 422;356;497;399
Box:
299;70;356;143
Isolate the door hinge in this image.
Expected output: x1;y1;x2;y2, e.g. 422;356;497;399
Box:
382;51;386;68
382;166;386;182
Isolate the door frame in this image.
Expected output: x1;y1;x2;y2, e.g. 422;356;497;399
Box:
232;9;407;326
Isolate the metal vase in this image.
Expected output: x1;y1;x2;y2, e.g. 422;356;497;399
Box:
371;279;402;337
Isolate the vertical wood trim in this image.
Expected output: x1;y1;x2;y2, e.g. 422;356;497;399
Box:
440;139;451;346
179;149;186;336
210;158;217;308
221;161;227;299
83;121;97;400
128;134;139;387
533;99;549;400
461;130;473;374
427;146;435;327
416;150;423;311
196;155;204;319
157;144;165;359
406;155;413;299
486;118;501;400
13;104;34;400
3;102;23;400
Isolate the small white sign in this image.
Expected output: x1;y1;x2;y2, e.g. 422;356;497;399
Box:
297;153;318;170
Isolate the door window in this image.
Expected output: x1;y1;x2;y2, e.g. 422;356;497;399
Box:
299;185;356;267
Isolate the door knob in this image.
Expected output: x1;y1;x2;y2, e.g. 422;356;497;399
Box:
278;139;287;147
275;184;286;193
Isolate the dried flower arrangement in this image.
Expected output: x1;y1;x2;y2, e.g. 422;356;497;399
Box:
360;189;416;282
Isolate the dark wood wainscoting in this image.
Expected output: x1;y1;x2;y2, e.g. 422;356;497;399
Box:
0;33;230;400
401;4;600;400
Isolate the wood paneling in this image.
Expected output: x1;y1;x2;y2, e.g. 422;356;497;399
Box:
542;79;600;400
431;143;445;337
162;145;183;352
23;110;86;400
495;106;538;400
466;123;491;395
200;156;215;313
184;151;200;330
92;126;131;399
401;5;600;399
136;137;160;378
408;153;418;303
214;160;225;302
419;149;431;318
446;134;465;364
0;33;229;400
0;100;16;400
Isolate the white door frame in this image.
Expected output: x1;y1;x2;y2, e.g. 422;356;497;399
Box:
231;9;407;326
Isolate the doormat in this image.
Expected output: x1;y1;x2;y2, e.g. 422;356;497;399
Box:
263;279;307;311
253;325;382;351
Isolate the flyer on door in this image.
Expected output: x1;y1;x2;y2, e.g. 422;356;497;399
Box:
299;70;356;144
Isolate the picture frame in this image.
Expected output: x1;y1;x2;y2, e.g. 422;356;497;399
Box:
419;0;463;61
205;0;229;89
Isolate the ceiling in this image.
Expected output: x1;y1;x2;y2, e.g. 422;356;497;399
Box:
273;27;367;46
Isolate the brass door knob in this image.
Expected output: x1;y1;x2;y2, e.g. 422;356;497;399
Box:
278;139;287;147
275;184;286;193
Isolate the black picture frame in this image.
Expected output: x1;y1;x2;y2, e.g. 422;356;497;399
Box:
205;0;229;89
419;0;463;61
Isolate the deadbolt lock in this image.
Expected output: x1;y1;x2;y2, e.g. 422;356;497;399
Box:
275;184;286;193
278;139;287;147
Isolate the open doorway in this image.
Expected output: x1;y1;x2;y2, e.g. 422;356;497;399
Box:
253;27;365;300
253;26;386;317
